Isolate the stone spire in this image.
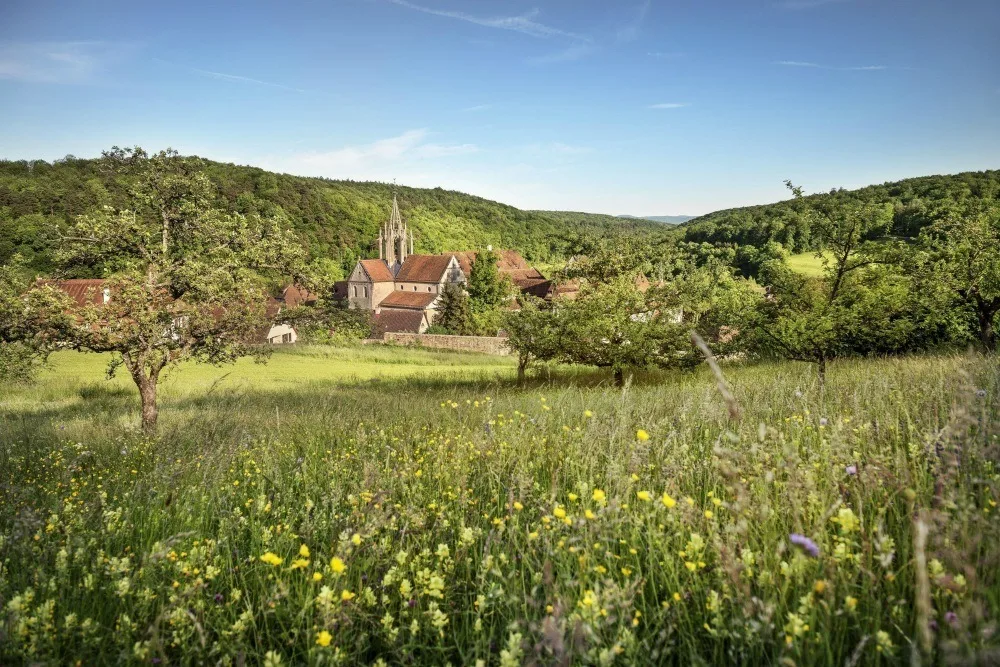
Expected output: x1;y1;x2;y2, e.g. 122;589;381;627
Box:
380;194;409;274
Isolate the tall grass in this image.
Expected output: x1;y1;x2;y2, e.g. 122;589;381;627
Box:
1;347;998;665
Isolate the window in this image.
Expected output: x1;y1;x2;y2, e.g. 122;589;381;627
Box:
413;285;417;291
353;286;358;298
363;286;368;298
427;286;432;292
282;332;292;343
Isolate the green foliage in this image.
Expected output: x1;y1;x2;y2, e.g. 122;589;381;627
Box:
500;295;561;380
31;148;305;431
435;283;473;336
465;248;514;336
0;154;671;274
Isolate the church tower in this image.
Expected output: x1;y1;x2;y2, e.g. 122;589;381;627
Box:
377;194;413;276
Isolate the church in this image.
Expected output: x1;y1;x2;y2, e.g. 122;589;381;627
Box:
344;196;549;335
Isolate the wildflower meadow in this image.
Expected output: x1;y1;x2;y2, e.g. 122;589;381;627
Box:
1;346;998;665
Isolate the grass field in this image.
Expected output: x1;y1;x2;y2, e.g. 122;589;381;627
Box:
786;252;833;277
2;345;999;665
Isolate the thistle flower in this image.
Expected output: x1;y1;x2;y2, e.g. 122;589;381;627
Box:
789;533;820;558
845;464;857;476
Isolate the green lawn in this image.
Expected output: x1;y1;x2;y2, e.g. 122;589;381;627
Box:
2;345;998;665
785;251;832;276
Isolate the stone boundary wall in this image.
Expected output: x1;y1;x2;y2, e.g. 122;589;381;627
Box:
374;333;512;356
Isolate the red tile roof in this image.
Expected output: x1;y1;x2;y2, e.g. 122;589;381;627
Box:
395;254;454;283
41;279;108;307
360;259;395;282
372;308;425;335
282;284;319;308
378;291;439;309
449;250;544;281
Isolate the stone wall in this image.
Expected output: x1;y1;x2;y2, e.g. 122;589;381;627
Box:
378;332;511;356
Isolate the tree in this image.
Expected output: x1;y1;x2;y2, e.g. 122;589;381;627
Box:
753;193;897;383
435;283;473;335
42;147;304;432
0;255;72;382
557;275;693;386
913;202;1000;351
467;248;513;335
501;295;561;382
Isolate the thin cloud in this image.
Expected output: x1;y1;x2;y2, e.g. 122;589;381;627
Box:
617;0;651;43
191;67;307;93
648;102;689;109
648;51;685;59
0;41;128;84
458;104;492;113
385;0;590;42
527;43;596;64
775;60;890;71
263;129;478;179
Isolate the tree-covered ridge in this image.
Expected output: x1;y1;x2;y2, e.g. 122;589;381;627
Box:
0;155;669;278
680;170;1000;253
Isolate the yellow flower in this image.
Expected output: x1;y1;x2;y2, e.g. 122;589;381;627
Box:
568;493;578;502
661;493;676;508
351;533;362;546
585;509;596;520
553;506;567;519
260;552;283;567
513;501;524;511
621;567;633;576
704;510;713;519
813;580;827;594
845;596;858;612
290;558;310;570
341;590;355;602
673;592;682;601
584;410;594;418
637;491;652;502
330;556;346;574
592;489;606;503
299;544;310;558
312;572;323;582
636;430;650;441
315;630;332;647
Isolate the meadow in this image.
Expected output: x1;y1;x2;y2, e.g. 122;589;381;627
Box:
1;345;998;665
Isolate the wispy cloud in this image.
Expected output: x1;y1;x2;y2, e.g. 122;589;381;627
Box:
528;43;596;64
0;41;128;84
190;67;306;93
648;102;689;109
777;0;851;9
648;51;685;59
385;0;589;41
775;60;889;71
260;129;478;180
617;0;651;42
458;104;492;113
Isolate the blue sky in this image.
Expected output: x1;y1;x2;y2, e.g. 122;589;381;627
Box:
1;0;998;215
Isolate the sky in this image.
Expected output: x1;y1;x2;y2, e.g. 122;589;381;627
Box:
1;0;998;216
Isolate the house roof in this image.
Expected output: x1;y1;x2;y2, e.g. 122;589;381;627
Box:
395;254;455;283
378;291;438;309
449;250;545;281
282;284;318;308
360;259;395;282
372;308;425;335
40;279;108;307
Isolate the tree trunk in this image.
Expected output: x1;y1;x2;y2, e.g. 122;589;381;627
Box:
613;368;625;387
817;356;827;387
517;357;527;383
139;377;158;434
977;307;997;353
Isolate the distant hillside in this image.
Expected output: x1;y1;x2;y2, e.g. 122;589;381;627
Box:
679;170;1000;254
618;214;694;225
0;155;670;278
535;211;690;227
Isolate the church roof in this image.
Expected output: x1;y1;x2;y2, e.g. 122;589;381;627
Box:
372;308;425;335
395;254;454;283
449;250;545;281
378;291;439;309
360;259;395;282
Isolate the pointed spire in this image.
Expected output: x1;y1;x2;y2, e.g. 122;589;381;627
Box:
389;194;403;230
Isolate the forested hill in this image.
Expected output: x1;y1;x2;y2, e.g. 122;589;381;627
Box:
679;170;1000;253
0;155;668;278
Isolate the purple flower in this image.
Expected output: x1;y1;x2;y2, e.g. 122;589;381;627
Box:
214;593;224;604
789;533;821;558
945;611;959;627
819;417;828;427
845;465;857;476
976;389;987;398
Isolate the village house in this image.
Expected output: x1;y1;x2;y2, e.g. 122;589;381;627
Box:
342;196;549;334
